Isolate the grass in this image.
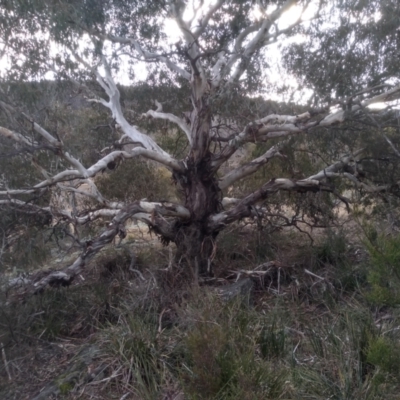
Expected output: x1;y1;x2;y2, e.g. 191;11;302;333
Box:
1;225;400;399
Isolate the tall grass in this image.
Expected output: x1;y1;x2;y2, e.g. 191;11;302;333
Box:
1;227;400;399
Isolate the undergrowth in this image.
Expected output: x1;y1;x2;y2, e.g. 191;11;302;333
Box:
1;225;400;399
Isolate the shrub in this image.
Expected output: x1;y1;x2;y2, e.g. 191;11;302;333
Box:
364;233;400;306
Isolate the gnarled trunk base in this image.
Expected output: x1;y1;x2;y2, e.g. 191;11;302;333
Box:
174;222;217;277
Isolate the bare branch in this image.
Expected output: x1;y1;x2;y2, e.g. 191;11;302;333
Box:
58;200;189;225
57;180;115;208
219;144;283;190
77;25;191;80
23;202;146;293
142;103;192;145
168;1;209;100
223;0;299;83
0;147;183;197
0;199;51;216
210;150;364;230
214;83;399;170
0;118;89;177
6;197;189;294
320;83;400;126
70;51;175;156
209;177;330;231
213;111;316;170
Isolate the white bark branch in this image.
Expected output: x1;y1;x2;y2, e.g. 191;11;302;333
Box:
320;83;400;126
71;50;175;157
223;0;299;83
306;150;363;181
56;200;189;225
142;105;192;145
0;121;88;177
95;57;169;155
0;126;34;146
4;198;190;294
57;180;118;208
0;147;183;197
209;151;365;230
219;145;283;190
168;2;209;100
214;81;400;170
213;111;316;170
0;199;51;214
209;177;328;230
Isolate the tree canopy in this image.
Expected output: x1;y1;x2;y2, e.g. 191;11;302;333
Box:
0;0;400;291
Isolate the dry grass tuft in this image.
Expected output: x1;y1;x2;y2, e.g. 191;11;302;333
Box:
1;223;400;399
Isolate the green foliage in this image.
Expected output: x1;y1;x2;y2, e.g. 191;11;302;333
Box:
315;229;348;267
58;381;74;395
285;0;400;100
364;233;400;306
3;227;400;398
105;316;162;398
367;337;400;377
181;295;288;399
214;225;278;274
258;320;286;360
96;159;174;202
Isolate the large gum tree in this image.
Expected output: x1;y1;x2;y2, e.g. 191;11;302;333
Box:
1;0;400;292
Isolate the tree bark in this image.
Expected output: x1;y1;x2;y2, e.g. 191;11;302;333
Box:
172;100;221;277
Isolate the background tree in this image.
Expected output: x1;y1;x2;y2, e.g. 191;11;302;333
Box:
0;0;400;291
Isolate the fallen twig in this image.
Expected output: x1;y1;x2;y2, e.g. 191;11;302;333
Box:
1;342;12;381
304;268;325;280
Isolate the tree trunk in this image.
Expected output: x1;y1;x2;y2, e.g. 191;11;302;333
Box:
174;222;217;277
172;100;221;277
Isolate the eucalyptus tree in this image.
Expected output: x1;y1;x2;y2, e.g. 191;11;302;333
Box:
1;0;400;291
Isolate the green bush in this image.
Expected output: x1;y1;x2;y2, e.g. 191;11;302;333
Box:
364;233;400;306
315;229;348;267
367;337;400;376
96;158;175;202
181;295;289;399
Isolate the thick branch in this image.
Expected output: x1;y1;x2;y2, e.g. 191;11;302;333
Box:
213;111;315;170
71;51;173;156
193;0;225;39
168;2;209;100
320;83;400;126
25;203;144;293
0;126;33;146
210;151;364;230
8;199;189;294
0;199;52;217
94;58;170;155
219;145;283;190
209;177;329;231
0;118;88;178
0;147;183;197
214;82;400;170
56;200;189;225
142;101;192;145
